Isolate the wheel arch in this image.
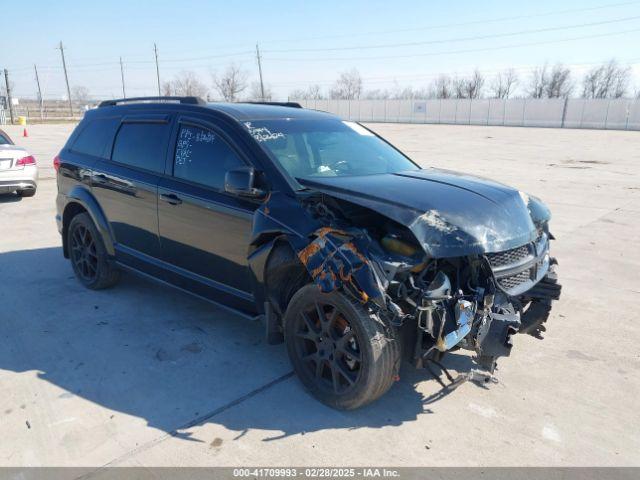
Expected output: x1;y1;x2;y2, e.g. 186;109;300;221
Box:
62;186;115;258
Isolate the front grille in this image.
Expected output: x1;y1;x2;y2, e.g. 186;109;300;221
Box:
486;244;531;268
488;232;549;295
498;269;532;290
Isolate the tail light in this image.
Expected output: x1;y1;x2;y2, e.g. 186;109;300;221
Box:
53;155;61;172
16;155;36;166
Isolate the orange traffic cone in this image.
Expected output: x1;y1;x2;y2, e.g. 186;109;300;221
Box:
23;128;28;137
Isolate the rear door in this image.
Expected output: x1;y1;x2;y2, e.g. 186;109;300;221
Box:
158;116;256;312
92;114;171;273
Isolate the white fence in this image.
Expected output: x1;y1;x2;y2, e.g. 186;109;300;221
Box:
293;98;640;131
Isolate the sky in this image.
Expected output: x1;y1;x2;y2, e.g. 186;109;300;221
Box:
2;0;640;100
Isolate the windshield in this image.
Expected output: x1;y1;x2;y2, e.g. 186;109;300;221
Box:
243;119;419;185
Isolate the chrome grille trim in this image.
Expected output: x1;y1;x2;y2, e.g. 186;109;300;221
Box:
487;232;549;296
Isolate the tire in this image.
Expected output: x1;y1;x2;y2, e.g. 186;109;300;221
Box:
17;189;36;197
67;212;119;290
284;284;400;410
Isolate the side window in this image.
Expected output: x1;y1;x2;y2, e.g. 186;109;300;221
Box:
0;134;11;145
111;122;169;173
173;124;244;189
71;117;120;158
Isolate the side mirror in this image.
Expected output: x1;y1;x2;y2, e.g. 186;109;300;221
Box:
224;166;266;199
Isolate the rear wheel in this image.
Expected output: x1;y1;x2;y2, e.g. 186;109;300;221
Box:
17;188;36;197
67;213;119;290
284;284;400;410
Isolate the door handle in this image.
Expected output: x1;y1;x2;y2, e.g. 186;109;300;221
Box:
160;193;182;205
93;173;108;184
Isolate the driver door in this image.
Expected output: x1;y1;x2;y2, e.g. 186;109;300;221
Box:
157;117;257;313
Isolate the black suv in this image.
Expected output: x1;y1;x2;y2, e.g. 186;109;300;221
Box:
56;97;561;409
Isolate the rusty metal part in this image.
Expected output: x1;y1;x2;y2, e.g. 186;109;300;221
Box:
296;228;385;304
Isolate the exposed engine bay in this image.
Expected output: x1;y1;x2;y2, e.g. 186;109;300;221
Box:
289;190;562;381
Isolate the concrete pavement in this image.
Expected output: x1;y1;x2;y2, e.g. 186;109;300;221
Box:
0;124;638;467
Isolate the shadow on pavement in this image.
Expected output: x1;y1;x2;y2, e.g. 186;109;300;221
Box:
0;246;479;443
0;192;22;203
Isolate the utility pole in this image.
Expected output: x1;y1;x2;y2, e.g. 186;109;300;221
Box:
119;57;126;98
3;69;14;124
57;41;73;116
256;43;265;101
154;43;161;96
34;64;44;121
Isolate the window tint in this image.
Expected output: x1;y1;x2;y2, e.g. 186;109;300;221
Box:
71;117;120;158
0;134;11;145
111;122;169;173
173;124;244;189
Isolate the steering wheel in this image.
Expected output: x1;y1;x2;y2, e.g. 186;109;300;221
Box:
332;160;351;173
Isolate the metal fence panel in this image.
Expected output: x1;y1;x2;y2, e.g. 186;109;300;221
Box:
628;101;640;130
292;98;639;130
454;100;471;124
425;100;441;123
397;100;412;123
604;99;629;130
504;99;526;126
470;100;491;125
438;100;457;124
580;99;610;129
524;98;564;127
488;99;506;125
563;99;585;129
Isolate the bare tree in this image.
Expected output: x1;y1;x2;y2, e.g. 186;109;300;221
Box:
429;75;453;99
528;63;572;98
528;64;549;99
363;89;390;100
289;84;326;100
582;59;631;99
161;81;175;96
546;64;572;98
490;69;518;99
212;64;248;101
168;71;208;97
452;70;484;99
307;84;324;100
330;68;363;99
248;81;273;101
71;85;90;103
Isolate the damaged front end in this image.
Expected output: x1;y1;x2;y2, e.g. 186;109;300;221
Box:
289;193;562;381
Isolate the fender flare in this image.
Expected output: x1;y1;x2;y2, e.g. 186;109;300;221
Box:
63;186;115;257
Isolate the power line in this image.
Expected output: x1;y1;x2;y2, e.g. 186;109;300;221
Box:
266;59;640;88
4;1;638;72
260;0;640;44
265;14;640;53
267;28;640;62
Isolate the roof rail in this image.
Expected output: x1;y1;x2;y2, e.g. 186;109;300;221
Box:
98;96;207;108
244;101;303;109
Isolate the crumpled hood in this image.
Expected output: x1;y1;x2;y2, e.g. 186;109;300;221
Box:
298;168;550;257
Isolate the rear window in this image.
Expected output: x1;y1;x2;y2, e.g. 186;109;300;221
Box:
111;122;169;174
0;133;12;145
71;118;120;158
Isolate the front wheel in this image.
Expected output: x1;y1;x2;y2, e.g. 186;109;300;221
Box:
284;284;400;410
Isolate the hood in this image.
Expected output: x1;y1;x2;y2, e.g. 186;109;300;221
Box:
298;168;550;257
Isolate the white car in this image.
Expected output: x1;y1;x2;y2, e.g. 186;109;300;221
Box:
0;128;38;197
